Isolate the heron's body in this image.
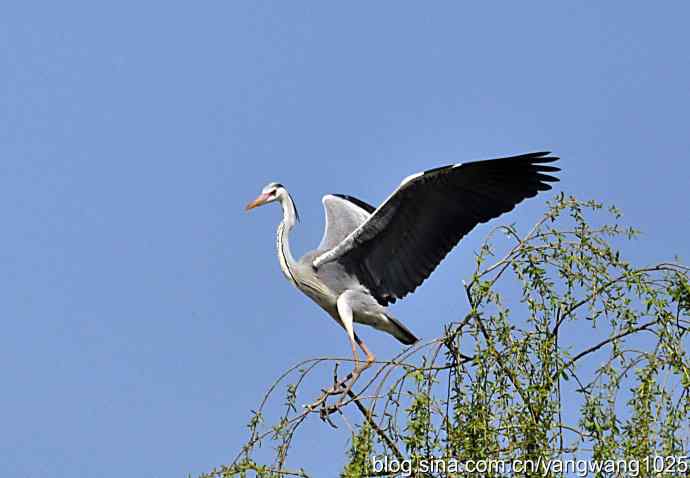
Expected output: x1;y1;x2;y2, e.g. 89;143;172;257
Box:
246;152;561;368
275;196;417;345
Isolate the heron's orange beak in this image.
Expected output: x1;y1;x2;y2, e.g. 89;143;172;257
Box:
245;193;271;211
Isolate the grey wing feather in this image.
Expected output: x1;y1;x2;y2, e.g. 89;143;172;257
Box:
317;194;375;252
314;152;560;305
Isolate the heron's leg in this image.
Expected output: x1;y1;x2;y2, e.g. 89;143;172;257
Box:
336;291;360;370
354;333;375;368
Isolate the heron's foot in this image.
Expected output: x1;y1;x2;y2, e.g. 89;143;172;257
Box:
365;352;376;368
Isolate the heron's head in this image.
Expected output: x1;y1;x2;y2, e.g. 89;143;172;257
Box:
245;182;285;211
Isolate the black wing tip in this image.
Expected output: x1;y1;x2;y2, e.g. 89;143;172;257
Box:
534;172;560;182
416;151;561;182
535;165;560;172
523;152;561;183
524;151;559;163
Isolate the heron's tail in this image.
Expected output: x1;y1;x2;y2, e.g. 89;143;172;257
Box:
384;314;418;345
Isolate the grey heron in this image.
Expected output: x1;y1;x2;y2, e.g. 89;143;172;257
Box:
246;151;560;374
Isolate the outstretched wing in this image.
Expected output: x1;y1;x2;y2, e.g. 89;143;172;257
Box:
317;194;375;252
314;152;560;305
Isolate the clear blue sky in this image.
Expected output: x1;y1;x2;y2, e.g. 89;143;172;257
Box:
2;2;689;477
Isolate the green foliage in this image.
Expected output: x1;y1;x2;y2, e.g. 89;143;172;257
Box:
203;195;689;477
342;424;373;478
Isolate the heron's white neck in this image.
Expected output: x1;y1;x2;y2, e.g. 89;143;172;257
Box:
276;191;299;285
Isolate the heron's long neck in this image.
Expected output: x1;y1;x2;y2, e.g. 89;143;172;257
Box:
276;193;299;285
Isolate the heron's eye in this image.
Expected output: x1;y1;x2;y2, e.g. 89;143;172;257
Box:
269;189;277;197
